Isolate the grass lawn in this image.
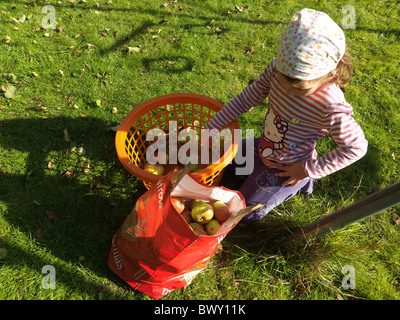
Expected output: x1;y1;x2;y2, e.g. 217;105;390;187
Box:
0;0;399;300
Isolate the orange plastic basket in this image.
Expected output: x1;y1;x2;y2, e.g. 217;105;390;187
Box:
115;93;240;189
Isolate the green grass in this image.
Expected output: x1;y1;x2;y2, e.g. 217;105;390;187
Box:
1;0;399;300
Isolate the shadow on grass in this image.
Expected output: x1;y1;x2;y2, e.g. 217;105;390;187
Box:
0;116;149;298
142;55;196;74
18;1;285;54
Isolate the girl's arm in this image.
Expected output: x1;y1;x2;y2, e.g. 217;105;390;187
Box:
207;62;273;130
303;112;368;179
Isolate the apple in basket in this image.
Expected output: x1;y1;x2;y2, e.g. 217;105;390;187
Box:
143;163;165;175
191;201;214;224
212;200;230;223
187;163;199;173
189;222;208;236
171;197;185;214
204;219;222;235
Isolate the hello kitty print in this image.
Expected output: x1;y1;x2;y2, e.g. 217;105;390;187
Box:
260;108;288;159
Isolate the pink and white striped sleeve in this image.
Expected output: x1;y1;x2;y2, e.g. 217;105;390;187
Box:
303;111;368;179
207;64;272;130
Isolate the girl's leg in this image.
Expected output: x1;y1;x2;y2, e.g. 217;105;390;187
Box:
239;165;314;222
232;138;314;223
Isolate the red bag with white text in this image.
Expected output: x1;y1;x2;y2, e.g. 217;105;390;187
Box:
108;169;259;299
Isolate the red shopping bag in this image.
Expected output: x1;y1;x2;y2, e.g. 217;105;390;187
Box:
108;169;261;299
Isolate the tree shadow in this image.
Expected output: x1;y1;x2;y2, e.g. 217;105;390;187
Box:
0;116;149;298
142;55;196;74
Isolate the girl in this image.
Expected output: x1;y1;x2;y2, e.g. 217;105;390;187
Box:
207;8;368;222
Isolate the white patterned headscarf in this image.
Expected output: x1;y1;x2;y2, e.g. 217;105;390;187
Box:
276;8;346;80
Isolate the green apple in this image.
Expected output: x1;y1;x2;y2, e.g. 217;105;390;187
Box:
187;163;199;173
189;199;206;210
204;219;221;235
191;202;214;224
189;222;207;236
143;163;165;175
212;200;230;223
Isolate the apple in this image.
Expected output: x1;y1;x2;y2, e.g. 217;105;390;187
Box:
143;163;164;175
187;163;199;173
189;199;206;210
171;197;185;214
212;200;230;223
181;209;193;223
204;219;222;235
189;222;207;236
191;202;214;224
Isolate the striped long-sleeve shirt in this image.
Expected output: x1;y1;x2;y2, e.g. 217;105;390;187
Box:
208;59;368;179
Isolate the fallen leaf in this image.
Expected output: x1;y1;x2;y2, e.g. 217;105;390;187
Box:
65;170;76;178
391;213;400;225
246;46;254;56
112;107;118;114
47;161;52;169
109;199;120;207
31;71;39;77
127;46;141;53
96;99;102;107
59;70;64;76
13;14;26;24
0;248;7;260
63;128;70;142
57;26;65;33
87;43;96;49
35;228;42;238
45;210;56;220
4;85;16;99
78;147;86;155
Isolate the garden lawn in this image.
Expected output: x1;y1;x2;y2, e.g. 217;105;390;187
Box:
0;0;399;300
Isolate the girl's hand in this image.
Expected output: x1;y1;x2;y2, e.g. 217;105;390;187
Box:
274;161;309;187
